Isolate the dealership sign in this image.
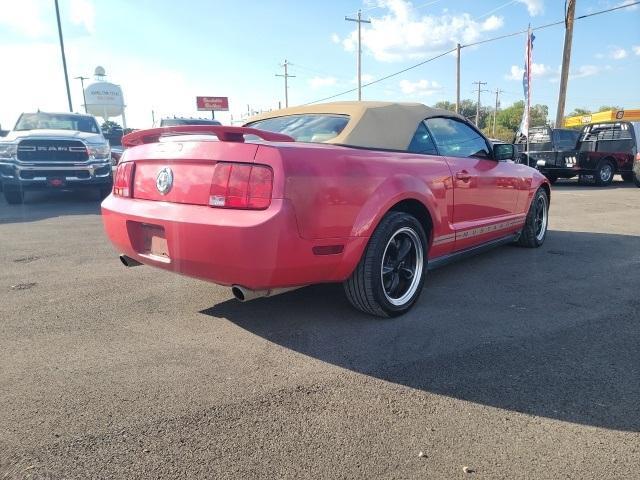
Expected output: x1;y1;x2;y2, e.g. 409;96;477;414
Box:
196;96;229;111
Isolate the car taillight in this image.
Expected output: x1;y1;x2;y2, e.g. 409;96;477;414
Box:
113;162;135;197
209;162;273;209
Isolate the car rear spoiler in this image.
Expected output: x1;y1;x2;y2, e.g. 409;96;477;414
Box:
122;125;295;148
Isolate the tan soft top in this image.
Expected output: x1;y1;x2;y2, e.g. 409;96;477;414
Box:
246;101;463;151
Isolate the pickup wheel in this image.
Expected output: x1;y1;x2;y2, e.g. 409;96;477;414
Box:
517;188;549;248
99;186;112;200
4;189;24;205
595;160;615;186
343;211;427;317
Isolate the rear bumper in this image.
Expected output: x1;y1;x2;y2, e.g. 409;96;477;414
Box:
101;196;368;290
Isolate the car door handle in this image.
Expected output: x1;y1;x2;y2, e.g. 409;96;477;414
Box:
456;171;471;181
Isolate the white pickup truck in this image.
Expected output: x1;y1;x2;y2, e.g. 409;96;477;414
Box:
0;112;112;204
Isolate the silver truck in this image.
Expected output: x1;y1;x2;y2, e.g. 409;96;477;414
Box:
0;112;113;204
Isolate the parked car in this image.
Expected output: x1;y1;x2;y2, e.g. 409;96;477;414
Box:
0;112;112;204
159;118;222;127
521;122;639;185
102;102;550;317
515;126;581;183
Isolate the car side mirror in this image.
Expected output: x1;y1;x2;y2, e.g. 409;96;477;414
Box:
493;143;515;161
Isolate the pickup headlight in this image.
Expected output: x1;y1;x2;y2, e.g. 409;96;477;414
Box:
87;143;111;160
0;142;17;159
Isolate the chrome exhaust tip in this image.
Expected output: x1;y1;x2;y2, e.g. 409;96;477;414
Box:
120;254;142;267
231;285;303;302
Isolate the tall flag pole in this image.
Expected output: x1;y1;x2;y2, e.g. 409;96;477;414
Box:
519;25;535;155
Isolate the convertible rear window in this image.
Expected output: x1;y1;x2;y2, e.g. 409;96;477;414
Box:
246;114;349;142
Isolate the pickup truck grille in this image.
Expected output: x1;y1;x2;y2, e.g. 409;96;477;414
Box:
19;170;91;180
17;139;88;163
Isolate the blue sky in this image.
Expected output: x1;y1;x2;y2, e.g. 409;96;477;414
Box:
0;0;638;129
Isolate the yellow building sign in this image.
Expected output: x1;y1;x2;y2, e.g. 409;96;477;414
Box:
564;109;640;128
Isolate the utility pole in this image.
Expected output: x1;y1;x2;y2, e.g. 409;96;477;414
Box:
275;59;295;108
74;76;89;113
472;81;487;127
456;43;461;114
345;9;371;101
492;88;504;137
55;0;73;112
555;0;576;128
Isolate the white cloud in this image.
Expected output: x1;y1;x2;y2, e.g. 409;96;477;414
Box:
570;65;600;79
610;48;627;59
618;0;639;11
351;73;375;84
340;0;504;62
481;15;504;31
0;39;209;129
505;63;554;80
308;76;337;89
331;33;340;44
0;0;52;37
0;0;96;37
361;73;375;83
399;79;442;96
633;45;640;55
515;0;544;16
68;0;96;34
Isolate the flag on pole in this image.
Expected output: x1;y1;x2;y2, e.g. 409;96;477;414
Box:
519;27;535;138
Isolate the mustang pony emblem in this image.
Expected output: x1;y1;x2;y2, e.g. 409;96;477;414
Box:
156;167;173;195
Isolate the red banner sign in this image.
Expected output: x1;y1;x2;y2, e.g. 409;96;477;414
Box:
196;96;229;111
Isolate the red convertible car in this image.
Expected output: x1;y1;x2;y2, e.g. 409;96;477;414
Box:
102;102;550;317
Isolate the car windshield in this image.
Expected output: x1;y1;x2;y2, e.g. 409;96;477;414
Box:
14;113;100;133
246;114;349;142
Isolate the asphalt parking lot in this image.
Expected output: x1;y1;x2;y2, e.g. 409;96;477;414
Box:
1;180;639;479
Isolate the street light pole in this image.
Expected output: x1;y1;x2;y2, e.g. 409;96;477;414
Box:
74;76;89;113
54;0;73;112
345;9;371;101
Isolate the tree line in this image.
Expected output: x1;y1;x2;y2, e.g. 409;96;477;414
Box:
432;100;621;142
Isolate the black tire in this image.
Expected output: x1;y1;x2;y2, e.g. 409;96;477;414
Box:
621;172;634;183
99;186;112;200
545;174;558;184
517;188;549;248
343;211;428;317
4;189;24;204
594;160;615;186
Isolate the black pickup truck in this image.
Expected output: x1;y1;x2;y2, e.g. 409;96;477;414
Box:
518;123;639;186
0;112;113;204
516;127;581;183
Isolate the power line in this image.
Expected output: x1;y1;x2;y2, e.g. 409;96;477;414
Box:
304;48;455;105
303;1;639;105
475;0;517;20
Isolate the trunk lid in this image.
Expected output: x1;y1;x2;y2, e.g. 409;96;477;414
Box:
128;140;260;205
